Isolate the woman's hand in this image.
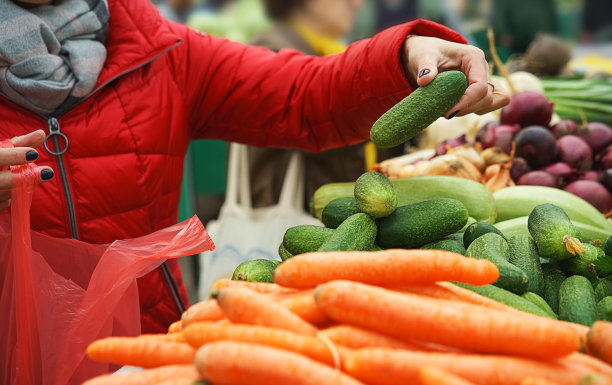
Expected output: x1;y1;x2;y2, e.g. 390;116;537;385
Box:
1;130;54;211
403;35;510;118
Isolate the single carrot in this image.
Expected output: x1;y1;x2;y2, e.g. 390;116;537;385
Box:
168;320;182;333
86;337;195;368
314;281;580;359
393;283;465;301
215;287;318;336
273;250;499;289
562;352;612;378
275;290;330;325
520;377;561;385
195;341;365;385
588;322;612;365
344;348;590;385
319;325;425;350
183;321;346;366
82;365;199;385
181;299;225;327
139;333;187;343
418;367;477;385
212;278;295;294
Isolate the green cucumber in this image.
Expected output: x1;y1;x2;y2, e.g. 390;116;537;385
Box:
421;237;466;255
521;292;558;319
282;225;333;255
541;263;567;313
560;244;609;279
232;259;278;283
465;233;529;294
321;197;360;229
605;235;612;256
528;204;584;261
370;244;383;251
495;216;609;243
354;172;397;218
597;297;612;321
312;176;496;223
463;221;506;249
278;243;293;261
309;196;317;218
559;275;598;326
455;283;553;318
595;280;612;303
459;217;477;233
370;71;467;148
508;235;545;296
318;213;377;252
376;198;468;249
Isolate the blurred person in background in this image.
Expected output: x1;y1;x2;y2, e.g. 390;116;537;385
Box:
582;0;612;43
156;0;195;23
375;0;418;31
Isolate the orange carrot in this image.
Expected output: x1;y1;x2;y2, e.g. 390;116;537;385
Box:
520;377;561;385
393;283;465;301
319;325;425;350
579;373;612;385
181;299;225;327
275;290;330;325
82;365;199;385
154;380;200;385
562;352;612;378
86;337;195;368
212;278;295;294
344;349;590;385
418;367;477;385
183;321;346;366
195;341;365;385
139;333;187;343
273;250;499;289
314;281;580;359
168;320;182;333
216;287;318;336
588;322;612;365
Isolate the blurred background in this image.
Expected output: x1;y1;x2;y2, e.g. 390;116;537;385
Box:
160;0;612;302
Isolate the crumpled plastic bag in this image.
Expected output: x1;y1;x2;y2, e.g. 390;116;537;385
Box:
0;139;215;385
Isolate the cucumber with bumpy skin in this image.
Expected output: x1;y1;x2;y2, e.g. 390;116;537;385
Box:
232;259;278;283
595;280;611;303
283;225;333;255
370;71;468;148
559;275;598;326
421;237;466;255
605;235;612;256
455;283;553;318
508;235;545;296
463;222;506;249
278;243;293;261
597;297;612;321
318;213;377;252
495;216;609;243
354;172;397;218
528;204;585;261
560;244;611;279
521;292;558;319
321;197;360;229
541;263;567;314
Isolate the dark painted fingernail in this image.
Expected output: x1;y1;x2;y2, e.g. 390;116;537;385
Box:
25;151;39;161
448;110;460;119
418;69;430;78
41;169;54;180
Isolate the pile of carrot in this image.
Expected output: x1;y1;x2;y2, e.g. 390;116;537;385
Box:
82;249;612;385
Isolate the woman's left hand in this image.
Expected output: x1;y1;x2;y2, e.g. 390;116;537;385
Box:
403;35;510;119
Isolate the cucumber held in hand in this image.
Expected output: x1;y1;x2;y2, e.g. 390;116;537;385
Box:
370;71;467;148
321;197;360;229
528;203;585;261
232;259;278;283
354;172;397;218
318;213;377;252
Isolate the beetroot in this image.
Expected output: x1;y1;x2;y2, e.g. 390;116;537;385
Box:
579;170;600;182
541;162;576;186
435;135;468;156
556;135;593;171
480;124;520;153
500;91;554;127
510;157;532;182
518;171;559;188
564;180;612;213
599;169;612;193
580;122;612;154
550;120;579;138
514;126;558;168
476;120;500;144
597;145;612;169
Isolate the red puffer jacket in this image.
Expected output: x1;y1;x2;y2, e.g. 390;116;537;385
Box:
0;0;465;332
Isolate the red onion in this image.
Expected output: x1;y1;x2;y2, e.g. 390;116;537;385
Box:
550;120;579;138
500;91;554;127
515;126;558;168
541;162;576;186
597;145;612;169
556;135;593;171
564;180;612;213
510;157;532;182
518;171;559;188
435;135;468;156
481;124;520;154
580;122;612;154
599;169;612;193
476;120;500;144
579;170;600;182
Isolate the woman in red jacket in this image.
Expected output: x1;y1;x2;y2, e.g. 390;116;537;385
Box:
0;0;508;333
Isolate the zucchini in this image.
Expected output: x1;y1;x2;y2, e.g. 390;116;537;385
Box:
318;213;377;252
494;186;612;231
465;233;529;294
463;221;506;249
560;244;611;279
370;71;467;148
559;275;598;326
521;292;558;319
278;243;293;261
541;263;567;314
597;297;612;321
528;204;585;261
311;176;496;223
508;235;545;296
354;172;397;218
232;259;278;283
495;216;609;243
421;237;466;255
376;198;468;249
455;283;553;318
321;197;360;229
282;225;333;255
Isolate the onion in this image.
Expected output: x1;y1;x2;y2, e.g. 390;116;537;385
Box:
518;171;559;188
476;120;500;144
435;135;467;156
564;180;612;214
597;145;612;170
500;91;554;127
580;122;612;154
515;126;558;168
599;169;612;193
550;120;579;138
556;135;593;171
481;124;520;154
510;157;531;181
579;171;600;182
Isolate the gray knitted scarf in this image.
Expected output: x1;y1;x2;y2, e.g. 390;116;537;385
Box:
0;0;109;117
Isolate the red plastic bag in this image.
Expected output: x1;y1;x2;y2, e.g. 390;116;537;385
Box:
0;140;215;385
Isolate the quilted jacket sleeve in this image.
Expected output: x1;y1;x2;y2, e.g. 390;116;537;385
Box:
173;19;466;152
